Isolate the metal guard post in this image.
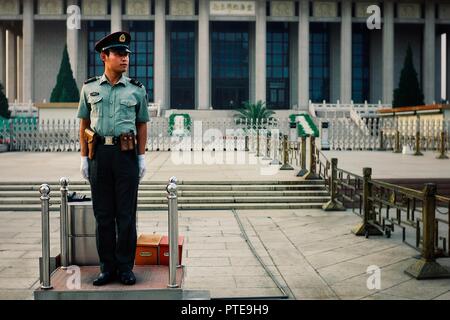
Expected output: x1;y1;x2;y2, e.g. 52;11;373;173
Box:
40;184;53;290
167;176;179;288
60;177;69;269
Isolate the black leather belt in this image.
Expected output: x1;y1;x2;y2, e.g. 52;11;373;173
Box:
97;135;120;145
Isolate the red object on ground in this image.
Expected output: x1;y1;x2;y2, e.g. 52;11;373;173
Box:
135;234;162;265
159;235;184;266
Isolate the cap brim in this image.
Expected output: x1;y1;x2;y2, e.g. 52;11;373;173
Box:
102;44;131;53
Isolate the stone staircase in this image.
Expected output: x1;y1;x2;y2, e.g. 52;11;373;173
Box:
0;180;329;211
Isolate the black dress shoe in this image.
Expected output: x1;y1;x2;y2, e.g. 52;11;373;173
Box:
119;271;136;285
93;271;116;286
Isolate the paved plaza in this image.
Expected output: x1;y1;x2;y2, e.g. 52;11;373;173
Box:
0;150;449;182
0;151;449;300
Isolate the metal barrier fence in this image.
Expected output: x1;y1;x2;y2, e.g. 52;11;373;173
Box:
315;150;450;279
2;117;292;152
326;117;450;155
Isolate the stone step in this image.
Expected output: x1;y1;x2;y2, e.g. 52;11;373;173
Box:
0;196;330;205
0;190;329;198
0;184;326;192
0;202;326;212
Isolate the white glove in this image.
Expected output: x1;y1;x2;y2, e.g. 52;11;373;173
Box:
80;156;89;181
138;154;146;181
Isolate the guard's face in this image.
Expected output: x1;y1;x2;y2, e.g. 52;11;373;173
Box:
101;49;129;73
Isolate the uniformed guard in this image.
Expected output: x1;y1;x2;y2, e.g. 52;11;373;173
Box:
77;31;150;286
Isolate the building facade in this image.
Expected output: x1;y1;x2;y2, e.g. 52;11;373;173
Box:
0;0;449;112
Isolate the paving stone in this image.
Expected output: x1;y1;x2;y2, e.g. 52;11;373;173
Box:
317;261;368;285
291;286;338;300
381;279;450;300
183;257;231;267
432;291;450;300
0;278;38;290
305;250;361;269
0;266;39;278
0;250;27;259
0;290;34;300
207;287;284;299
234;276;278;288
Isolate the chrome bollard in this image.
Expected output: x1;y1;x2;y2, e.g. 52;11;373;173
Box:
39;184;53;290
167;177;179;288
169;176;180;268
59;178;69;269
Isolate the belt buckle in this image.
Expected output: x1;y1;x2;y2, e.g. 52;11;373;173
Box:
104;136;114;145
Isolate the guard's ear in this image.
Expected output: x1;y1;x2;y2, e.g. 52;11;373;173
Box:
100;51;107;63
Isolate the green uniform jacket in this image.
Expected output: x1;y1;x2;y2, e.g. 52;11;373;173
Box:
77;74;150;137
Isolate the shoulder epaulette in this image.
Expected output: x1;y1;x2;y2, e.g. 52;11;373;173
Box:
84;76;99;84
130;78;144;88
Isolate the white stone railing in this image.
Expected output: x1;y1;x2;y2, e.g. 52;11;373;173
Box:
148;101;161;118
323;117;450;152
8;102;38;117
310;100;391;119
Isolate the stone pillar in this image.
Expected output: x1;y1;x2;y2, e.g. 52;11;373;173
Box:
340;0;352;103
298;0;309;110
22;0;34;103
67;0;79;83
255;0;266;103
197;0;210;109
154;0;167;108
111;0;122;32
17;35;23;102
447;31;450;102
329;23;340;102
382;0;394;105
6;29;16;101
424;1;436;104
0;26;6;87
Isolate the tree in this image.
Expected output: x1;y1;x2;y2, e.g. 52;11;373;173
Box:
233;100;276;129
0;82;10;119
50;45;79;102
393;45;424;107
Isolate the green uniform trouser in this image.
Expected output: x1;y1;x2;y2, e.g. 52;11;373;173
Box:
89;143;139;273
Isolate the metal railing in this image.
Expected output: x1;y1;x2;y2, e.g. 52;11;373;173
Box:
325;117;450;154
315;150;450;279
1;117;293;152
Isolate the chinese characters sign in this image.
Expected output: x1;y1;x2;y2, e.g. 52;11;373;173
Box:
210;1;255;16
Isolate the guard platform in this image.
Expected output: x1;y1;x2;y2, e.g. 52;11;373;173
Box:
34;265;209;300
33;178;210;300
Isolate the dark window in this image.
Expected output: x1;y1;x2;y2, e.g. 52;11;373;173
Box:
309;23;330;103
128;21;154;102
87;21;110;78
266;22;290;109
211;22;249;109
170;22;195;109
352;24;370;103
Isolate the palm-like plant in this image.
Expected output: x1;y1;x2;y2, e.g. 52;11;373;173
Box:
233;100;276;129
